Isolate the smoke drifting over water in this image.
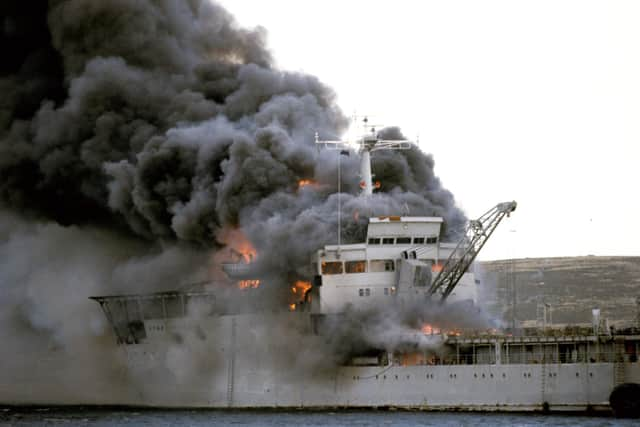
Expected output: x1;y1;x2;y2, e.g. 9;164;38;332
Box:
0;0;470;402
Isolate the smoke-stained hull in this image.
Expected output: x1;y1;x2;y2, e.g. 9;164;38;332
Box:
77;212;640;412
28;310;632;412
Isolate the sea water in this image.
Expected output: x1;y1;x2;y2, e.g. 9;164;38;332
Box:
1;409;637;427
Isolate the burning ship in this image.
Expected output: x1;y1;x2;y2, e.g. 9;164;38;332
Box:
90;130;640;414
2;1;638;415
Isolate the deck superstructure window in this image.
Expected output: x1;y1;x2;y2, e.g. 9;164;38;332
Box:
413;237;425;244
382;238;394;245
368;238;381;244
365;288;371;296
345;260;367;273
321;261;343;275
396;237;411;244
426;237;438;244
370;259;395;272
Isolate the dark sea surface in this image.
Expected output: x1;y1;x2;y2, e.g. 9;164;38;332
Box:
0;409;637;427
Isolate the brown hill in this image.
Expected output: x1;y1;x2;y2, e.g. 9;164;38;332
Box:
478;256;640;327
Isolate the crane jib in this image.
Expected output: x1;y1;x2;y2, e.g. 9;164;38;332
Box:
428;201;517;302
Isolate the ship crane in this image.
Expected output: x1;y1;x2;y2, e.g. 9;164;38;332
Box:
427;201;517;302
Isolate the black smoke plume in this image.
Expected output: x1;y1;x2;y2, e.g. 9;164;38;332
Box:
1;0;463;260
0;0;468;403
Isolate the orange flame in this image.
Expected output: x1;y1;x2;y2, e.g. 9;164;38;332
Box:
298;179;316;189
293;280;312;294
421;323;461;336
288;281;312;311
219;229;257;264
210;228;258;281
421;324;441;335
238;279;260;289
432;263;443;272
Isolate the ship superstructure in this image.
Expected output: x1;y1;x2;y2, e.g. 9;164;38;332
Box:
310;215;477;314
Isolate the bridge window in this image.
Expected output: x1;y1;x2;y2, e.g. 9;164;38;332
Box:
368;238;381;244
396;237;411;244
370;259;395;272
426;237;438;244
413;237;425;244
345;260;367;273
321;261;343;275
382;238;394;245
365;288;371;296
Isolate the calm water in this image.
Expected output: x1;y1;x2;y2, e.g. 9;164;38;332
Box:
0;409;637;427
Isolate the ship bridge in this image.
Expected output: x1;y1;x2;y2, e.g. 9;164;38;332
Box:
310;216;477;314
366;215;442;245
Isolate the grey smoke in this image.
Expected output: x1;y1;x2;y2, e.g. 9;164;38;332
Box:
321;298;492;363
1;0;463;269
0;0;471;402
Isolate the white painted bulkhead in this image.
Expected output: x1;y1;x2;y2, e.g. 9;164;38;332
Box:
113;313;637;411
312;216;478;314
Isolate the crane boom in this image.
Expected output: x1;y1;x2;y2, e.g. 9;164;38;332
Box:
428;201;517;301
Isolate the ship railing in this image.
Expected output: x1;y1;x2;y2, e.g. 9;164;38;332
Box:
392;349;626;366
90;291;219;344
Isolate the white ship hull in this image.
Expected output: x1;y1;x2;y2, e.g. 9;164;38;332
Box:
106;313;639;411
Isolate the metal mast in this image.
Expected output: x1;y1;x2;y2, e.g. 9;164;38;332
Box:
315;117;413;197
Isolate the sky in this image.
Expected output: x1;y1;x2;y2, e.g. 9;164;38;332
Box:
218;0;640;260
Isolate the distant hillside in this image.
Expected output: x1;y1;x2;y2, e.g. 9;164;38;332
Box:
478;256;640;327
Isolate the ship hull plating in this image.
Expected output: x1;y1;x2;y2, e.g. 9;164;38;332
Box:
110;313;639;411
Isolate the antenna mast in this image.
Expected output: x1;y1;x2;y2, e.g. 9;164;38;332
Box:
315;117;414;197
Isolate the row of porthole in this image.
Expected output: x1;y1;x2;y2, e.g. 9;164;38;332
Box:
474;373;498;379
355;373;510;380
352;372;594;381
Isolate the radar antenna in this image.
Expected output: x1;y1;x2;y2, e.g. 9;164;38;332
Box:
315;116;413;196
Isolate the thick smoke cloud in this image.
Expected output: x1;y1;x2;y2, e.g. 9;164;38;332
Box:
1;0;463;258
0;0;470;403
